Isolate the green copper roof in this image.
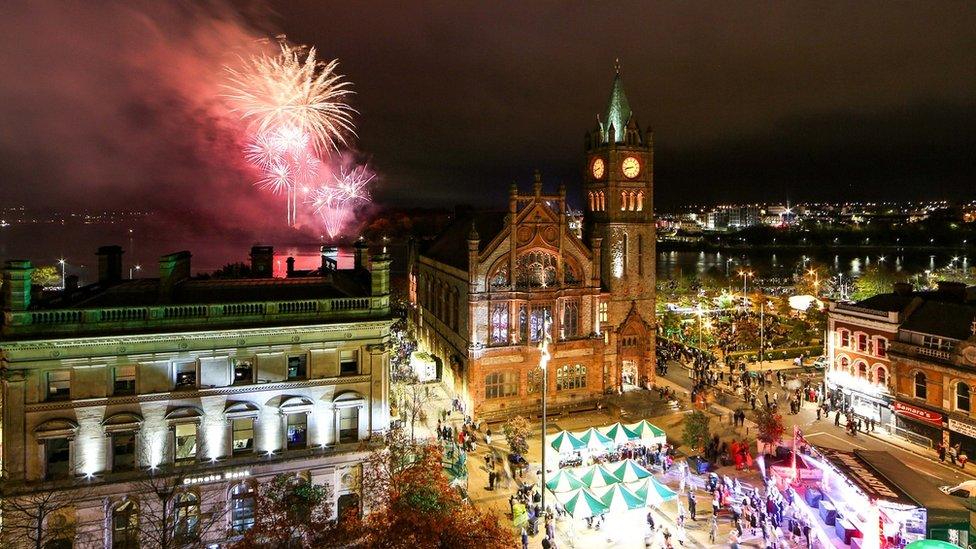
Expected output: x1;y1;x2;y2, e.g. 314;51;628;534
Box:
603;69;632;143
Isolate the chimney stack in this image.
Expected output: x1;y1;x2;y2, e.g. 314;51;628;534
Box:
354;238;370;271
158;251;191;302
249;246;274;278
96;245;124;284
937;281;967;303
65;275;79;293
2;260;33;311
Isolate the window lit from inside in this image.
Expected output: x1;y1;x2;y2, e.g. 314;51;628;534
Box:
114;366;135;395
47;370;70;401
230;483;255;533
112;500;139;549
286;413;307;449
339;406;359;444
233;359;253;385
287;355;307;380
233;418;254;454
175;362;196;389
174;492;200;540
174;423;197;462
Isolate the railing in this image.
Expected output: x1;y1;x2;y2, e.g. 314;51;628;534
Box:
4;295;387;336
917;346;953;361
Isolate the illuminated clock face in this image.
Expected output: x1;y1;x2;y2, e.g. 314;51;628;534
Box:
591;158;605;179
622;156;641;179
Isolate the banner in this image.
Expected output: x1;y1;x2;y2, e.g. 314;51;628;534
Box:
892;401;943;426
949;418;976;439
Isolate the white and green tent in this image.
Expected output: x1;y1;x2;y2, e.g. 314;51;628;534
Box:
546;468;585;493
561;488;610;519
577;427;613;450
629;477;677;506
599;422;640;445
578;463;621;488
611;459;654;483
594;483;646;512
548;430;585;453
625;419;666;444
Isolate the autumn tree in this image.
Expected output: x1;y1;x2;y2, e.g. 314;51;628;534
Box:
502;415;531;458
0;483;94;549
349;433;516;549
755;405;785;456
31;265;61;288
400;380;435;442
682;411;711;453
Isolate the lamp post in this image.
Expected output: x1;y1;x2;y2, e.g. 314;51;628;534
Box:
696;304;703;347
538;319;552;514
58;258;66;289
738;270;752;309
129;264;141;279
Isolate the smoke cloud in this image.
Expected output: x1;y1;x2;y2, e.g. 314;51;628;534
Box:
0;1;358;243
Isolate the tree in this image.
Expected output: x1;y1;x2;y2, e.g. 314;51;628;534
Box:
350;433;516;549
502;415;531;458
682;411;711;453
401;381;435;442
754;405;785;456
0;484;94;549
31;265;61;288
129;468;227;549
232;473;350;549
851;266;906;301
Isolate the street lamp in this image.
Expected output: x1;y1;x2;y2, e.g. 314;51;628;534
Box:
129;264;141;279
57;258;66;289
737;270;753;307
538;319;552;515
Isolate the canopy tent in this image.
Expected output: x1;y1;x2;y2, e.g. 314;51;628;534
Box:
611;459;654;483
546;468;585;493
600;422;639;445
625;420;666;443
594;483;646;512
577;427;613;450
578;464;621;488
561;488;610;519
905;542;962;549
629;477;677;506
548;430;586;453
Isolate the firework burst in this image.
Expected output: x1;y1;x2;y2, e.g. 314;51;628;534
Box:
307;163;375;238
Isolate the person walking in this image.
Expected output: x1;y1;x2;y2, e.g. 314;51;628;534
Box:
521;527;529;549
938;443;947;462
834;410;841;427
710;514;719;544
688;491;697;521
646;509;656;531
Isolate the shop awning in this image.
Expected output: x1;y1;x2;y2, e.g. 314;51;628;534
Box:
854;450;970;532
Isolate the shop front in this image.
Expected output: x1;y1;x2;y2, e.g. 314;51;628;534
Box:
948;416;976;459
826;371;892;424
892;400;945;449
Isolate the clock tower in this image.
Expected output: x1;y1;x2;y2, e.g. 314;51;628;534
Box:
583;63;656;389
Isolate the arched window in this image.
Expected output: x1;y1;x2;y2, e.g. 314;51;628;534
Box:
957;382;971;412
112;500;139;549
837;356;849;372
636;192;644;212
629;191;637;211
914;372;927;400
490;303;509;345
556;364;587;391
515;252;558;289
857;333;869;352
620;191;627;211
174;491;200;541
230;482;256;534
588;192;594;210
875;366;887;387
562;299;580;339
598;192;605;211
856;361;868;379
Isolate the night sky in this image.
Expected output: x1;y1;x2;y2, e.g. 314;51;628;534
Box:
1;1;974;237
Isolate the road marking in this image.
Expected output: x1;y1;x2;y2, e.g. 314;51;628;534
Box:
805;432;866;450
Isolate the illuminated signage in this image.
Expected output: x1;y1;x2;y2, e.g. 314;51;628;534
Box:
892;401;943;426
183;470;250;486
949;418;976;439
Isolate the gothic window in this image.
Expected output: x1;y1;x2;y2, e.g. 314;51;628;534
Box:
530;306;552;343
489;265;509;289
490;303;509;345
914;372;927;399
515;252;558;289
599;301;608;323
636;192;644;212
588;192;595;210
519;304;528;343
485;372;518;399
562;300;580;339
957;382;971;412
527;367;543;394
556;364;586;391
598;192;605;211
620;191;627;211
875;366;887;387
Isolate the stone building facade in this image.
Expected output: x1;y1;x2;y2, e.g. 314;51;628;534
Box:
0;244;392;547
408;67;656;419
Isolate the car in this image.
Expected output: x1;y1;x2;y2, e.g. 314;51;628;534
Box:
940;481;976;511
811;356;829;370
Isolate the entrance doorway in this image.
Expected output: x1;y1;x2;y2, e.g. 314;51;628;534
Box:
622;360;638;390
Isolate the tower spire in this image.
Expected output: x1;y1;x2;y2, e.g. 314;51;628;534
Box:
603;61;632;144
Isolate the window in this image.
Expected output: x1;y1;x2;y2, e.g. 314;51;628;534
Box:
340;350;358;376
174;362;197;389
837;356;850;373
287;355;307;380
562;300;579;339
233;359;253;385
490;303;509;345
232;418;254;454
114;366;136;395
637;234;644;276
230;483;256;534
47;370;70;401
856;361;868;379
922;335;953;352
489;266;509;289
875;367;887;387
914;372;927;400
957;382;971;412
636;192;644;212
515;252;558;289
485;372;518;399
518;304;529;343
339;407;359;444
174;423;197;462
112;433;136;472
856;334;868;352
563;261;581;285
620;190;627;211
286;413;307;449
556;364;587;391
623;233;629;271
526;367;543;394
45;438;71;480
337;493;361;522
174;492;200;541
599;302;608;323
839;329;850;348
112;500;139;549
529;306;552;343
875;338;887;358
